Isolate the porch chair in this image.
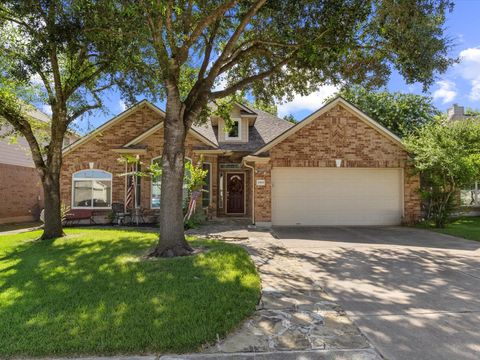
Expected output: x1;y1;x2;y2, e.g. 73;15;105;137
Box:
111;203;126;225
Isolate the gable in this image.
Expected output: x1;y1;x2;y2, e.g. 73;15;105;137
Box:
63;100;217;156
254;97;404;155
63;101;162;155
268;103;407;168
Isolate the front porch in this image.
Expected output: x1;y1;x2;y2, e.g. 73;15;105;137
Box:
67;151;254;226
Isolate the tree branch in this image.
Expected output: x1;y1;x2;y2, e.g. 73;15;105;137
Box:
177;0;238;64
210;55;294;99
198;22;220;80
207;0;267;80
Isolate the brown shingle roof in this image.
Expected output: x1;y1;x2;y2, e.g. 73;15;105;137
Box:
192;108;293;152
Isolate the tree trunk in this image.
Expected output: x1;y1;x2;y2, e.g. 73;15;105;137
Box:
41;172;64;239
150;92;193;257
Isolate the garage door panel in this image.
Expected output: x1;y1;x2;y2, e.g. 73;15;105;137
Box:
272;168;402;226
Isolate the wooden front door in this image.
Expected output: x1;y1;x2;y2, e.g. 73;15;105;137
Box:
226;173;245;214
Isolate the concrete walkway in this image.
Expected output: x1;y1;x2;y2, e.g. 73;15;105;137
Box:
182;224;382;360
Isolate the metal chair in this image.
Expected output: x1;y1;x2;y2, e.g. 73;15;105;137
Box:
111;203;126;225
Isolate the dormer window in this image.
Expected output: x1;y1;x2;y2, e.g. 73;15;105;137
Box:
225;118;241;140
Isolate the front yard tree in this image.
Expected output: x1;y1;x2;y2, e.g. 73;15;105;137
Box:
405;119;480;228
0;1;121;239
123;0;454;256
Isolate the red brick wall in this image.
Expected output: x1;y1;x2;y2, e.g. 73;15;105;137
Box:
0;163;44;223
254;104;421;224
253;162;272;223
61;104;215;218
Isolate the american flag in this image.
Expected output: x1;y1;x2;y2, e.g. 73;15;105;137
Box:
125;163;136;209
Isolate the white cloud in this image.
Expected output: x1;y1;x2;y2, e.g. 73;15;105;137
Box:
432;80;457;104
277;85;340;117
457;47;480;101
470;79;480;101
119;100;127;112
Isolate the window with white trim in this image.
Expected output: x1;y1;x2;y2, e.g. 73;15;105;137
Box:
461;182;480;206
150;157;191;209
72;170;112;208
225;119;241;140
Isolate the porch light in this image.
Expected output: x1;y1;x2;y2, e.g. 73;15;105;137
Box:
335;159;342;168
89;162;94;169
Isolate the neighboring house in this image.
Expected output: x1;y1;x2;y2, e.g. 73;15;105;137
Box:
0;108;47;224
0;107;78;224
448;104;480;212
61;96;421;226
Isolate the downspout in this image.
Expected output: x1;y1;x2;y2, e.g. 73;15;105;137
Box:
243;160;255;225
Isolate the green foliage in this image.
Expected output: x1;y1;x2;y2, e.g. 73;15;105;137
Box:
60;204;71;223
283;114;297;124
252;98;278;116
117;0;454;119
332;86;440;137
184;160;208;193
184;208;208;230
0;228;261;356
465;108;480;117
405;119;480;227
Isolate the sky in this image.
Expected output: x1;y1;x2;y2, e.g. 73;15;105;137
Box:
69;0;480;134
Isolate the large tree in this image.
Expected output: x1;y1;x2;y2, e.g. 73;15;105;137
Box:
116;0;454;256
0;0;123;239
332;86;441;137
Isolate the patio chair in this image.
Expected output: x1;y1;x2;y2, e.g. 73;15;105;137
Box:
111;203;126;225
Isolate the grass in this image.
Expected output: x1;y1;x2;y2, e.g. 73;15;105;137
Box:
0;228;261;358
0;221;42;233
417;216;480;242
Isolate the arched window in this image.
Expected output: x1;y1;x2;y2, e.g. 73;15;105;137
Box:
72;170;112;209
150;157;191;209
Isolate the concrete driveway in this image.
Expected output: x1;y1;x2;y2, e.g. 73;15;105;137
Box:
273;226;480;360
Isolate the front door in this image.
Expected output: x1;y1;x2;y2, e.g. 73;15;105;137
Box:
226;173;245;214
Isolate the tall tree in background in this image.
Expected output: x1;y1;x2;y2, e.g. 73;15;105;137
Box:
116;0;454;257
333;86;441;137
0;1;123;239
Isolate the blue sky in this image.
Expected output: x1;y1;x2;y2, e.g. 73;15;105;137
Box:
72;0;480;134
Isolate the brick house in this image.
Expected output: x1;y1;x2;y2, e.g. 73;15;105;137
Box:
0;107;79;224
61;96;421;226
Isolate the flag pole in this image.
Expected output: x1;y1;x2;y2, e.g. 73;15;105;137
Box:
124;160;127;213
134;155;139;225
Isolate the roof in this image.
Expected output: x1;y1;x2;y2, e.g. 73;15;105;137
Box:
26;107;51;123
254;96;405;155
63;100;217;154
216;109;294;152
125;106;292;152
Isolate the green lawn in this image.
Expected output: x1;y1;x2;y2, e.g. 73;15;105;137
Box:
0;229;260;357
418;216;480;242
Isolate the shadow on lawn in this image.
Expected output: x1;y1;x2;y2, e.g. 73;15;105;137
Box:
0;229;260;357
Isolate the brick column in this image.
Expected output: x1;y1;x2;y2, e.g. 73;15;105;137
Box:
253;161;272;226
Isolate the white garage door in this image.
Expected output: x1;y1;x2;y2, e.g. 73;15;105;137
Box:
272;168;403;226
